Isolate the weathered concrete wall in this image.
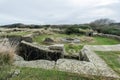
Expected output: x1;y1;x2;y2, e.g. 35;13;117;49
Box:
94;33;120;41
17;41;64;61
0;35;33;45
56;46;120;78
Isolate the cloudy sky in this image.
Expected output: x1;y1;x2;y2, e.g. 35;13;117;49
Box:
0;0;120;25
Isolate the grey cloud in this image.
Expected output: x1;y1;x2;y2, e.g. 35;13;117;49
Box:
0;0;120;25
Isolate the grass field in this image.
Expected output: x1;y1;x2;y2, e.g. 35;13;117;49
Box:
95;51;120;75
33;33;120;54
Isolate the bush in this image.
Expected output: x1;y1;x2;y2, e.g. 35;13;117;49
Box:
89;19;120;36
65;27;81;35
79;25;91;29
65;27;79;34
98;26;120;36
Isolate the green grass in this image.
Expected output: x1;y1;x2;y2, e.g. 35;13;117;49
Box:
95;51;120;75
10;67;93;80
0;65;12;80
65;44;83;55
92;36;120;45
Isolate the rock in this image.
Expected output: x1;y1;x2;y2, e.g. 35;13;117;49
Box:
11;69;20;77
8;69;21;78
43;38;54;44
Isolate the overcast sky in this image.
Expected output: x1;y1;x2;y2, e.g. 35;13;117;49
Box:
0;0;120;25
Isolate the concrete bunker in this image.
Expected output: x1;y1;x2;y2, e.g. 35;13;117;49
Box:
16;41;89;62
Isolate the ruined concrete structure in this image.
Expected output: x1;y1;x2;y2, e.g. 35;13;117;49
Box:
13;40;120;79
1;34;118;79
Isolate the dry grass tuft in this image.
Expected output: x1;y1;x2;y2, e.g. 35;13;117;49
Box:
0;39;18;80
0;39;16;65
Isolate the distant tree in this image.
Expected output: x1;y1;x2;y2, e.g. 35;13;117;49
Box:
89;18;115;32
90;18;114;26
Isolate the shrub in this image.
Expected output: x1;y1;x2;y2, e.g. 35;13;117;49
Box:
65;27;78;34
98;26;120;36
65;27;85;35
79;25;91;29
89;19;120;36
